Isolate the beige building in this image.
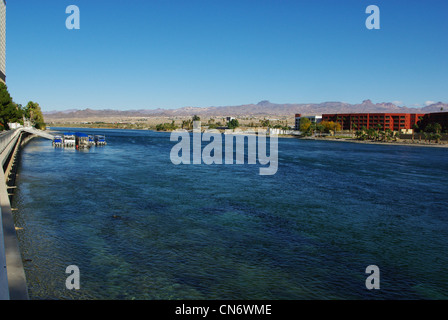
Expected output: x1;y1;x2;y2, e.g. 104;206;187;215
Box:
0;0;6;83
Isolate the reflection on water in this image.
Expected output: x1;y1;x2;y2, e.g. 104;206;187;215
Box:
12;128;448;299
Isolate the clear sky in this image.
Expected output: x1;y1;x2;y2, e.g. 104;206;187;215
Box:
4;0;448;111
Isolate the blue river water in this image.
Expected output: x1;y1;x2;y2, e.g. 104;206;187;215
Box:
12;128;448;299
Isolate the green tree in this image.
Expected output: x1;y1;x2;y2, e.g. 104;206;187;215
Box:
316;123;325;137
0;83;23;130
432;123;442;134
25;101;46;130
321;120;336;133
156;121;178;131
351;122;357;133
433;133;442;144
299;117;311;133
412;123;419;141
309;122;317;136
227;119;240;130
182;119;193;130
259;119;270;127
385;128;393;142
192;115;201;122
366;128;375;140
375;124;383;134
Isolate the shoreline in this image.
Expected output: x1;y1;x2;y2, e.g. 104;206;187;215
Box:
299;136;448;148
47;126;448;148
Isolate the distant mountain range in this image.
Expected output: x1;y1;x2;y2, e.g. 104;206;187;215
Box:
44;100;448;119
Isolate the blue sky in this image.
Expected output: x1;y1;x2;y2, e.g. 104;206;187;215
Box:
4;0;448;111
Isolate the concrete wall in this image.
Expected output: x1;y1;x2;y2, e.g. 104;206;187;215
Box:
0;130;29;300
399;133;448;141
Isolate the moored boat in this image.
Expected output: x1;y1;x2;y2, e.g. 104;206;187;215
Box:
94;135;107;146
53;135;63;147
63;133;76;147
88;135;95;146
75;132;91;149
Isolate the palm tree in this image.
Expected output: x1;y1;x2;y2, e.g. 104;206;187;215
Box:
310;122;317;137
386;129;393;141
354;125;364;140
351;122;357;137
335;116;341;133
412;123;419;142
375;124;383;137
433;123;442;134
366;128;375;140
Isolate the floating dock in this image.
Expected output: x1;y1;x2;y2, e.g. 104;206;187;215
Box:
54;132;107;149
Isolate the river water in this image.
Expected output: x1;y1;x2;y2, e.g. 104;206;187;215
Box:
12;128;448;299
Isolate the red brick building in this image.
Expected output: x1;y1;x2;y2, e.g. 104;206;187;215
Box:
321;113;426;131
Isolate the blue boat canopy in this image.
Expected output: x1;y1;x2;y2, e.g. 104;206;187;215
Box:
74;132;89;137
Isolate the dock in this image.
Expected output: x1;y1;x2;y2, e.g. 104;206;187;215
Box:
59;132;107;148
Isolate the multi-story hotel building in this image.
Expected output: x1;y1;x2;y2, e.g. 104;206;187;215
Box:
0;0;6;83
322;113;426;131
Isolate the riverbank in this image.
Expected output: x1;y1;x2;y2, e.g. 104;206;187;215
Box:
47;126;448;147
300;136;448;148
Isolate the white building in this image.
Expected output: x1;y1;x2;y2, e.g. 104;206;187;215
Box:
8;122;22;129
294;114;322;130
0;0;5;83
268;128;299;136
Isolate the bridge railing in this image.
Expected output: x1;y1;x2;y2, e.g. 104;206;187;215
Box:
0;129;22;156
0;128;55;157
